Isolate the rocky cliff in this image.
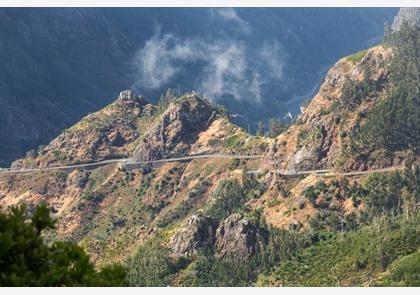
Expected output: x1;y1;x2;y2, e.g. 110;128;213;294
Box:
265;45;413;172
391;7;420;32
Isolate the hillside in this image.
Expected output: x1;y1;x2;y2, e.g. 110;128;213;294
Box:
0;21;419;287
0;8;398;166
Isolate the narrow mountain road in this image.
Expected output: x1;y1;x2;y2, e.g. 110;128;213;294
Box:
0;153;404;177
275;165;405;177
328;165;405;176
0;154;262;175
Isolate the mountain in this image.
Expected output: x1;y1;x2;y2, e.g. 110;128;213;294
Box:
0;21;419;286
0;7;398;166
391;7;420;31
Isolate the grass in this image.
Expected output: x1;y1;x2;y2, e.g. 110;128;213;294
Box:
346;49;368;63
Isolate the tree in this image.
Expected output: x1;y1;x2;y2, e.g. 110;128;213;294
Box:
0;203;127;286
256;121;265;137
268;118;288;138
126;234;178;286
352;23;420;154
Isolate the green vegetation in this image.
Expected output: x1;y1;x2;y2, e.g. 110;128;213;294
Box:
157;200;193;228
223;134;243;149
296;124;326;148
377;249;420;286
205;176;265;222
259;214;420;286
0;204;126;286
129;162;419;287
351;24;420;154
177;254;258;286
205;179;247;220
126;234;184;286
268;118;288;138
346;49;368;63
303;163;419;232
256;121;265;137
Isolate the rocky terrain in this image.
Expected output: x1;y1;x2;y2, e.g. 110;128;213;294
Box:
170;213;267;261
0;17;419;287
0;8;398;166
391;7;420;31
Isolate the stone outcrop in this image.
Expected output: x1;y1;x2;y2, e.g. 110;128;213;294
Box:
265;46;394;172
391;8;420;32
134;94;218;161
169;213;267;260
170;214;218;257
214;214;267;260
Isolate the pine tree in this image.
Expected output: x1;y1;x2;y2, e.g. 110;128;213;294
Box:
256;121;265;137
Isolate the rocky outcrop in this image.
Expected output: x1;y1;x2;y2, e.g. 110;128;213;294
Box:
169;213;267;260
12;90;151;168
391;8;420;32
214;214;267;260
265;46;394;171
170;214;218;257
134;94;218;161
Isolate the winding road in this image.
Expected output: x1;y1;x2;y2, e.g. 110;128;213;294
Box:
0;153;404;177
0;154;262;175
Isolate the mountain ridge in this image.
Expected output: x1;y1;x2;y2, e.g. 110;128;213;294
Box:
0;19;419;287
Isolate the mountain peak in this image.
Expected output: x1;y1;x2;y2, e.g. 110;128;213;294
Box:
117;89;145;103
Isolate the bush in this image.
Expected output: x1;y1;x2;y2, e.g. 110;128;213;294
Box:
206;179;246;220
378;249;420;286
126;234;179;286
303;185;318;206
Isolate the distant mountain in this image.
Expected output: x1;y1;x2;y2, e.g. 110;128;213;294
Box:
0;7;398;166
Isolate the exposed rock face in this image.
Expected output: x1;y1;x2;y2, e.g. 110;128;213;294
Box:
214;214;267;260
169;213;267;260
266;46;394;171
391;8;420;32
134;94;218;161
170;214;218;257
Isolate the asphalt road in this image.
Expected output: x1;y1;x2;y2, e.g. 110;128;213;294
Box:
0;154;262;175
0;153;404;177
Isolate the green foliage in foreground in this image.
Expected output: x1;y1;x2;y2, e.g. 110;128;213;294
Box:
0;203;127;286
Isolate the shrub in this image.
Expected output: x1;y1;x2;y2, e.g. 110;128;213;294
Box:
206;179;246;221
0;204;126;286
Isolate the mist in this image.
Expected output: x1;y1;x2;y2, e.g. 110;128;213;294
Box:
132;25;287;103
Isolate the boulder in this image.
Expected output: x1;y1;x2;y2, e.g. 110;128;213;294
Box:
214;213;267;260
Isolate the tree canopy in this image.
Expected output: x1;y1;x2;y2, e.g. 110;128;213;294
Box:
0;203;127;286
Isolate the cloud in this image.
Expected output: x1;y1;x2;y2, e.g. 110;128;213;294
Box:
132;32;286;103
259;40;286;80
214;8;252;34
